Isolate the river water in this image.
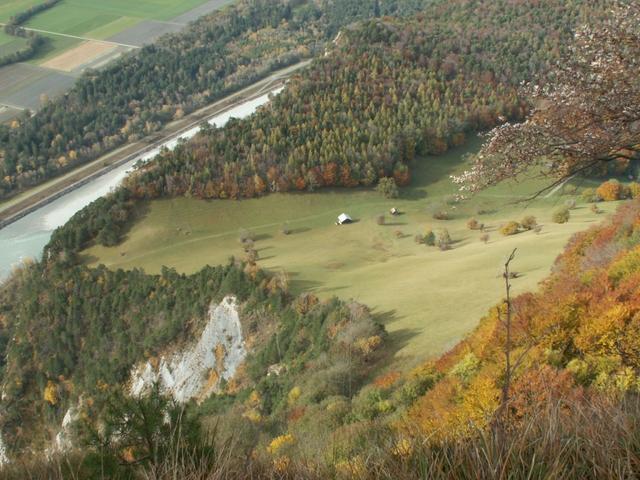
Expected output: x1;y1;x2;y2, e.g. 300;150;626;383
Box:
0;88;282;279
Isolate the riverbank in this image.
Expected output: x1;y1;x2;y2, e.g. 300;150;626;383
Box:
0;59;310;230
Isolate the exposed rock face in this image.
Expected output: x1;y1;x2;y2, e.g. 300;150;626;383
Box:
54;406;79;452
129;295;246;403
0;432;7;465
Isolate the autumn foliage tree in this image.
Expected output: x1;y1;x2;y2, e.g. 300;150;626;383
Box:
454;3;640;196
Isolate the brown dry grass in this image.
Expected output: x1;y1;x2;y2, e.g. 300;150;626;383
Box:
42;41;116;72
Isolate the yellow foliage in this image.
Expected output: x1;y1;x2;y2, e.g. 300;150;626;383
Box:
575;304;638;363
273;455;290;473
287;386;301;405
96;379;109;392
392;437;413;457
354;335;382;355
243;408;262;423
44;380;58;405
247;390;261;407
335;455;366;479
266;433;295;455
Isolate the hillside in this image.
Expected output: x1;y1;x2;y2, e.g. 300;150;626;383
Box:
0;0;426;199
1;0;639;477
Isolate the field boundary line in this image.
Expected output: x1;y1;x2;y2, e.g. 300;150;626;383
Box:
0;23;140;49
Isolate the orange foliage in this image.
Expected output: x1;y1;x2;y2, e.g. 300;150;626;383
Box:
373;371;401;389
406;200;640;439
596;180;625;201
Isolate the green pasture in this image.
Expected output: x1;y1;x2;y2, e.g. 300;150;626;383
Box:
0;30;28;56
0;0;218;62
84;140;623;361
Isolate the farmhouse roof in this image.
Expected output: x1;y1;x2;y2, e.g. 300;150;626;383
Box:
337;213;353;224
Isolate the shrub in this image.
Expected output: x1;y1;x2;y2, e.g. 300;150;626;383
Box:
581;187;601;203
467;218;481;230
533;225;543;234
552;207;571;224
376;177;399;198
500;221;521;236
414;234;424;244
281;223;291;235
521;215;537;230
424;230;436;246
376;214;386;225
564;198;577;210
432;210;451;220
628;182;640;199
480;233;490;244
437;229;452;250
590;204;602;214
597;179;624;201
239;228;255;244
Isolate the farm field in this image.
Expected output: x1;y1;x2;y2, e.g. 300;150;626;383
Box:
84;139;622;361
0;0;235;120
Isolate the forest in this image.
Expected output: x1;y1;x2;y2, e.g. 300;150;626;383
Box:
2;0;640;477
0;253;386;457
121;0;609;200
0;0;425;199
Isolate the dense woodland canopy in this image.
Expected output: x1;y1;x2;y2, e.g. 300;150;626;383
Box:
4;0;640;475
0;0;425;198
123;0;609;200
0;256;385;454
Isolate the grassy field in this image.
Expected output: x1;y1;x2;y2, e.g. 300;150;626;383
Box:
0;0;220;63
84;139;623;361
0;30;28;56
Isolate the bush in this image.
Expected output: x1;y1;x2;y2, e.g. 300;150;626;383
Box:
500;221;521;236
533;225;543;234
467;218;483;230
414;234;424;244
424;230;436;246
596;179;625;201
437;229;452;250
564;198;577;210
480;233;489;244
552;207;571;224
239;229;255;243
628;182;640;199
520;215;537;230
376;214;386;225
281;223;291;235
581;188;601;203
376;177;399;198
432;210;451;220
590;204;602;214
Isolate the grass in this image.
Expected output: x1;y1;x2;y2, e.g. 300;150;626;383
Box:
0;0;221;64
0;30;28;56
84;139;623;361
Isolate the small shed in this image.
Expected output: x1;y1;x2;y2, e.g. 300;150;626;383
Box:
336;213;353;225
390;207;399;216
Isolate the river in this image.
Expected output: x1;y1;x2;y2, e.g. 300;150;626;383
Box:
0;88;283;279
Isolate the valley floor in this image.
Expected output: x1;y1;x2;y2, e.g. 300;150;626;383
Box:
84;140;623;360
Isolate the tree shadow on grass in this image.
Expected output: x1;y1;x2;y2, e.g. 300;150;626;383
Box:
371;308;421;361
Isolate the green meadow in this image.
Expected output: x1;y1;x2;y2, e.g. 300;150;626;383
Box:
85;140;623;361
0;0;218;62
